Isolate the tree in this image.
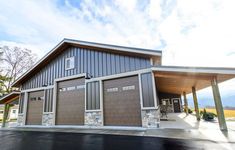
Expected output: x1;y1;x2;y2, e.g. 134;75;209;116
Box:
0;46;37;94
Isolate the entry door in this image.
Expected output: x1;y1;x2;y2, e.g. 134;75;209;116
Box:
173;98;181;112
26;90;44;125
103;76;142;126
56;78;85;125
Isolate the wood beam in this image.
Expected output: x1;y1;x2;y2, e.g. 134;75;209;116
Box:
211;77;227;130
183;92;188;115
192;87;200;121
155;72;214;80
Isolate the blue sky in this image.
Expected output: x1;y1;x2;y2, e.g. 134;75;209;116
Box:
0;0;235;107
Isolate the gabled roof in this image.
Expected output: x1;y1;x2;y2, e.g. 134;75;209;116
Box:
12;38;162;87
0;91;20;104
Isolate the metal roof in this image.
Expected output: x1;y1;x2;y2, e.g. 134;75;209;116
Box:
0;91;20;104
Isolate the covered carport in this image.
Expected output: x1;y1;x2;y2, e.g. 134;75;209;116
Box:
0;91;20;127
152;66;235;130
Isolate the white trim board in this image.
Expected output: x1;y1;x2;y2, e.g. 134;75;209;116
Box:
86;68;152;82
152;66;235;75
0;91;20;102
21;86;54;93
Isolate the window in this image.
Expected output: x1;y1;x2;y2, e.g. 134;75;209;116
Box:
12;110;16;114
162;99;170;105
122;85;135;91
77;85;85;90
67;86;76;91
65;57;75;70
59;87;66;92
107;87;118;92
0;110;3;114
38;96;44;100
30;97;37;101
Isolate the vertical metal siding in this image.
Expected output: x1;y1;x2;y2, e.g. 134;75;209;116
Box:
21;47;151;89
19;93;25;113
86;81;100;110
141;73;155;107
44;88;53;112
98;52;103;76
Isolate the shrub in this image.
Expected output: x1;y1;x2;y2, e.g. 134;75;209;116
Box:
201;108;216;121
188;108;193;114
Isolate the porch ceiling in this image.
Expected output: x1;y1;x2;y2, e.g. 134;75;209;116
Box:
0;91;20;104
153;67;235;95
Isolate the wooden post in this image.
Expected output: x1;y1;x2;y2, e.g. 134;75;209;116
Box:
211;77;227;130
183;92;188;115
192;87;200;121
2;103;9;128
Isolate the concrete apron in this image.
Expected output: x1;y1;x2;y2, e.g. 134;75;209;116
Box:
1;126;235;144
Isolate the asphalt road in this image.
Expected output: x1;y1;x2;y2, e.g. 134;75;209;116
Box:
0;130;232;150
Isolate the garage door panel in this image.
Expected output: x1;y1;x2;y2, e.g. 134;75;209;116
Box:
104;76;141;126
26;90;44;125
56;78;85;125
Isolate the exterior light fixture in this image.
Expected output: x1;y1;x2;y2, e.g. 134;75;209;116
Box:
42;84;48;87
85;73;93;79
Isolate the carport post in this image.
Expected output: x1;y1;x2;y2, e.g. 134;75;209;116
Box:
192;87;200;121
211;77;227;131
183;92;188;115
2;103;9;127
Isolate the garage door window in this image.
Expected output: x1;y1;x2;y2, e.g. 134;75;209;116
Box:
122;85;135;91
67;86;76;91
107;87;118;92
30;97;37;101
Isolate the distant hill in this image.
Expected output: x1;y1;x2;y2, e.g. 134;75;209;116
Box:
187;93;235;109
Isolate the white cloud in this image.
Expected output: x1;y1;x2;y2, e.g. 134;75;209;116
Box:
146;0;162;20
114;0;137;12
1;0;235;105
0;0;235;67
160;0;235;67
0;0;165;56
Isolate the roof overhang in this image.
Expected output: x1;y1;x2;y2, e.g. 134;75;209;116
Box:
152;66;235;95
12;38;162;87
0;91;20;104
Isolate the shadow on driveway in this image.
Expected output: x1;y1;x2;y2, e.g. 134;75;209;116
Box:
0;130;231;150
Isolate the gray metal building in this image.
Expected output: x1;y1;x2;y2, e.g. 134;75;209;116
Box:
12;39;235;130
13;39;161;127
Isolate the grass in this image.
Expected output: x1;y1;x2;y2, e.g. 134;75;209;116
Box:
199;108;235;118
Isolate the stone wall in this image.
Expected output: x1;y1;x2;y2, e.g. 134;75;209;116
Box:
85;111;102;126
17;114;24;126
141;109;160;128
42;113;54;126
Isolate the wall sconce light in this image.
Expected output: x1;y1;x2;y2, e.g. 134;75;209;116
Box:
42;84;48;87
85;73;93;79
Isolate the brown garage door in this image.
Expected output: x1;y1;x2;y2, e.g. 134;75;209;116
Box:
56;78;85;125
26;90;44;125
103;76;142;126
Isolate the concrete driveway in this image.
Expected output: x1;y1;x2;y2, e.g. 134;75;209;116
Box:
0;130;234;150
160;113;235;131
